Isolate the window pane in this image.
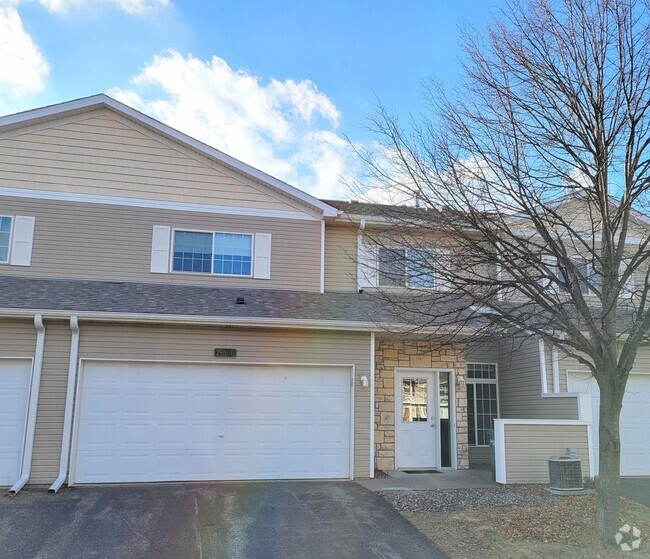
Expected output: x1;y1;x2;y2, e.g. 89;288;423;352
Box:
0;216;12;262
214;233;253;276
172;231;213;273
467;377;499;447
467;363;496;380
378;248;406;286
402;378;428;422
407;249;436;288
467;384;476;445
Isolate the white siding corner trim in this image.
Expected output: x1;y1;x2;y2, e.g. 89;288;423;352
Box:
150;225;171;274
253;233;272;279
320;220;325;294
551;346;560;393
494;420;506;483
9;216;35;266
369;331;375;478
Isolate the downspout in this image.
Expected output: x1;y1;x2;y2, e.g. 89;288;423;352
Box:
10;314;45;494
551;346;560;393
49;316;79;493
538;338;548;394
320;219;325;294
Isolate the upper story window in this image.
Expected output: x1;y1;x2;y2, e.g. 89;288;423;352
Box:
172;230;253;276
377;247;440;289
0;216;13;263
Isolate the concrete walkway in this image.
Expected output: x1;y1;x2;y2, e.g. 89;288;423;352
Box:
358;467;497;492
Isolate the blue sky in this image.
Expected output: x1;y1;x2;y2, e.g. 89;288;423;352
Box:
0;0;505;198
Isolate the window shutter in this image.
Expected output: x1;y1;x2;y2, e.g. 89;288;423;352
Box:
9;216;35;266
620;260;634;299
358;242;378;288
254;233;272;279
150;225;171;273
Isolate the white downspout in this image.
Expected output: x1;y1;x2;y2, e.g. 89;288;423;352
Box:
10;314;45;494
320;219;325;294
49;316;79;493
551;346;560;393
538;339;548;394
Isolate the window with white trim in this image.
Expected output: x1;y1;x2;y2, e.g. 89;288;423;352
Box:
466;363;499;446
0;216;13;263
172;230;253;276
377;247;443;289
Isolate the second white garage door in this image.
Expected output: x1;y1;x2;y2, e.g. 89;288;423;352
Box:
568;372;650;476
72;361;352;483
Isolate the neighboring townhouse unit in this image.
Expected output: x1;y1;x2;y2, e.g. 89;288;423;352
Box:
0;95;647;491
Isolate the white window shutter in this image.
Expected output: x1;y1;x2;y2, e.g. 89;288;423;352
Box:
10;216;35;266
254;233;272;279
359;242;378;288
150;225;171;273
620;260;634;298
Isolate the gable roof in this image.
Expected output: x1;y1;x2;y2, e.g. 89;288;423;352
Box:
0;94;339;219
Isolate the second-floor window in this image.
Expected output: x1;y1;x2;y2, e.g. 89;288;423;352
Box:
0;216;13;263
172;230;253;276
377;247;439;289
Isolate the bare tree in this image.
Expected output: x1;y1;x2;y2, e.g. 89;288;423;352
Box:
353;0;650;542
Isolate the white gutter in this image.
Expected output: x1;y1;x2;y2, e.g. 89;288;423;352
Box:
10;314;45;494
320;219;325;294
49;316;79;493
369;331;375;478
538;338;548;394
0;307;480;336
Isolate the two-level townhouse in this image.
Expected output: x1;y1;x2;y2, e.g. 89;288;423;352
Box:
0;95;648;492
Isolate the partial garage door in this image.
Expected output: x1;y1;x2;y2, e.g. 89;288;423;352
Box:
0;359;31;486
73;361;352;483
569;372;650;476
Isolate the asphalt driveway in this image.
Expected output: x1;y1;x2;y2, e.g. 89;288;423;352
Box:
0;481;446;559
622;478;650;508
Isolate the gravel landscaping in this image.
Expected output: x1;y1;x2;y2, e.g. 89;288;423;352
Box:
379;486;558;513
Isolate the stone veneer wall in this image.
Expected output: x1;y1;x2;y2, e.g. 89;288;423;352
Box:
374;339;468;471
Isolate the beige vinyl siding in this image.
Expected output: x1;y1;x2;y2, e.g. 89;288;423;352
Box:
559;346;650;392
469;446;492;465
30;320;71;484
0;110;311;214
503;424;590;484
324;224;358;292
0;196;321;291
71;324;372;480
498;337;579;420
0;319;36;356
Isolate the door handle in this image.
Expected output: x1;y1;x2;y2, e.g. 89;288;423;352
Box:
430;418;435;427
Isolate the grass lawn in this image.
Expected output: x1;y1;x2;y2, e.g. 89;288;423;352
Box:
401;490;650;558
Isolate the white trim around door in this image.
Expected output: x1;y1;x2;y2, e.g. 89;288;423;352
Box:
394;368;456;470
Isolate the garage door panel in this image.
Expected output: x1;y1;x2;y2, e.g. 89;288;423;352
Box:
0;360;32;486
569;372;650;476
74;362;351;483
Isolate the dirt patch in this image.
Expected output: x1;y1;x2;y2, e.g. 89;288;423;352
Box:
388;487;650;559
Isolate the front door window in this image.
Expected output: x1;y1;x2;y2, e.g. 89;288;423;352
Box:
402;379;428;421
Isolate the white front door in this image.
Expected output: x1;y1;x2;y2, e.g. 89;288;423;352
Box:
72;361;352;483
569;372;650;476
395;371;437;469
0;359;32;486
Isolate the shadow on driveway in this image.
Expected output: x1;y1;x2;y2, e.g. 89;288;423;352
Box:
622;478;650;508
0;481;447;559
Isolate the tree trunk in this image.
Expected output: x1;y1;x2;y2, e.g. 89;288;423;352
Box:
595;384;623;543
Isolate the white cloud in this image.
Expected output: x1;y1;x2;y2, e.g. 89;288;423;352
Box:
34;0;169;14
0;7;48;97
110;50;356;198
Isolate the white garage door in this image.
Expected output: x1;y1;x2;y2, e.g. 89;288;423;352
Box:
0;359;31;486
569;372;650;476
72;361;352;483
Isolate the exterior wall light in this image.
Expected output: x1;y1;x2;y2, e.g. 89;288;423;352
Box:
457;375;466;388
360;375;370;388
